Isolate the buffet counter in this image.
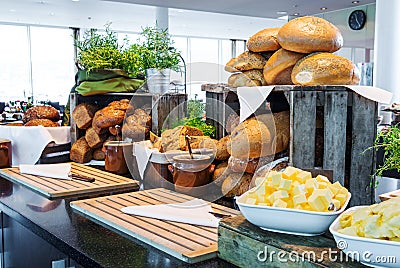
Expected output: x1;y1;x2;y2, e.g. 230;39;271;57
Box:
0;176;231;268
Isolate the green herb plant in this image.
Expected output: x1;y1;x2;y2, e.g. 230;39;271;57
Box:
136;26;181;72
369;125;400;177
75;24;142;77
168;95;216;138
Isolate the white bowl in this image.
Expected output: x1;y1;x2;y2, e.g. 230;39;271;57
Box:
330;206;400;268
236;191;351;236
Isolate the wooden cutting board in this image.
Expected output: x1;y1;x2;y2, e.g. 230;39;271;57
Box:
0;163;139;199
70;188;240;263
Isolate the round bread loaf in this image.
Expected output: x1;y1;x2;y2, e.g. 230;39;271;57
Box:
215;135;231;161
291;52;360;86
247;28;281;52
277;16;343;53
263;48;304;85
24;119;59;127
212;162;230;182
23;106;60;123
227;117;272;159
221;172;253;198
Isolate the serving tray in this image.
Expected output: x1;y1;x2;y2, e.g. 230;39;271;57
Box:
0;163;139;199
70;188;240;263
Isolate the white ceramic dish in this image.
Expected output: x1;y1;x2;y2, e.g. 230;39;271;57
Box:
236;190;351;236
329;206;400;268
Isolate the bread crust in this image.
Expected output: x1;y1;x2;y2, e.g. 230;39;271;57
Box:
291;52;361;85
247;28;281;52
228;69;266;87
24;119;59;127
24;106;60;123
277;16;343;53
224;51;267;73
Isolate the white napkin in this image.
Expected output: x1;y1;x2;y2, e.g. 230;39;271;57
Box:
237;86;274;123
19;163;71;180
121;198;220;227
0;126;70;165
133;143;156;179
237;85;393;123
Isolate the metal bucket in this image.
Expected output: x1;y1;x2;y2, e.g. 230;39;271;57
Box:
145;68;171;94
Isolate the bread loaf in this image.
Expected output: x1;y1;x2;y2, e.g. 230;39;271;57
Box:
224;51;267;72
277;16;343;53
72;103;98;129
228;155;259;174
93;148;105;161
226;113;240;134
221;172;253;198
24;119;59;127
215;135;231;161
122;108;151;141
70;137;93;163
23;106;60;123
263;48;304;85
271;111;290;154
92;106;125;130
212;162;229;182
228;69;266;88
291;52;361;86
247;28;281;52
160;126;204;152
85;127;107;148
227;116;272;159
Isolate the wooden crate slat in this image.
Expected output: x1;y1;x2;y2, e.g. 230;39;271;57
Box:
71;163;132;183
291;90;317;168
70;188;238;263
0;163;139;199
349;93;377;206
323;91;348;185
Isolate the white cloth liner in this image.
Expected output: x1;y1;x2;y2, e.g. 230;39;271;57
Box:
0;126;70;165
133;143;156;179
19;163;71;180
237;85;393;123
121;198;220;227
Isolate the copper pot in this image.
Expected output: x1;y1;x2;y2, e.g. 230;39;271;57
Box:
168;155;215;194
104;141;132;175
0;139;12;168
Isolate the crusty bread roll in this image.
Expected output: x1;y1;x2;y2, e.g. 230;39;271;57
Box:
277;16;343;53
215;135;231;161
228;156;259;174
161;126;203;152
228;69;266;88
247;28;281;52
93;148;105;161
85;127;107;148
224;51;267;73
70;137;93;164
23;106;60;123
212;162;229;182
227;116;272;159
263;48;304;85
291;52;361;86
24;119;59;127
271;111;290;154
221;172;253;198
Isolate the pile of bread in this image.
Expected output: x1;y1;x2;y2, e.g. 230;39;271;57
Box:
70;99;151;163
151;111;289;197
6;106;61;127
226;16;360;87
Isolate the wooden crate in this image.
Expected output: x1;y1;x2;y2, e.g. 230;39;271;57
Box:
70;92;187;143
218;215;365;268
203;85;378;206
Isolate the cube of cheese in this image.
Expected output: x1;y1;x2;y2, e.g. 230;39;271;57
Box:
278;178;292;191
271;172;283;186
293;193;307;206
316;175;330;183
282;166;301;180
291;184;306;196
317;181;329;189
269;190;289;203
272;199;287;208
254;176;266;187
328;181;343;196
305;178;318;194
335;194;348;207
245;197;257;205
332;199;341;210
336;186;349;197
308;189;332;212
247;190;258;200
265;183;277;196
265;170;279;181
296;171;312;183
257;202;271;206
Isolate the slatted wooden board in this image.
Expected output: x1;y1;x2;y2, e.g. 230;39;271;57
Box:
0;163;139;199
70;188;240;263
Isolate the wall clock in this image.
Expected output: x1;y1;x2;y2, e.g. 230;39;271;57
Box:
348;10;366;30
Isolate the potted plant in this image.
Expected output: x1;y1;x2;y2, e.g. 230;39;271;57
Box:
136;26;181;94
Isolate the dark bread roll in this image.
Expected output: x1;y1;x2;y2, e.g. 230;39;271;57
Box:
93;148;105;161
72;103;98;130
92;106;125;130
221;172;253;198
70;137;93;163
277;16;343;53
228;156;259;174
247;28;281;52
24;106;60;123
291;52;360;86
215;135;231;161
85;127;107;148
24;119;59;127
263;48;305;85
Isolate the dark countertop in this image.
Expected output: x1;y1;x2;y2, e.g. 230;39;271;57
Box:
0;177;235;268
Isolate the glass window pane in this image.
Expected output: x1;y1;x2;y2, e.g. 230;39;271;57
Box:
0;25;30;102
30;27;75;105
